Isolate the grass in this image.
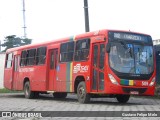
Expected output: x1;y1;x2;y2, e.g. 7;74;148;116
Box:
0;88;22;93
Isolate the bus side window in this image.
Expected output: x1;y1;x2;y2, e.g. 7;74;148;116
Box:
60;43;67;62
5;53;13;68
60;41;74;62
36;47;47;65
20;50;27;66
74;38;90;61
27;49;36;66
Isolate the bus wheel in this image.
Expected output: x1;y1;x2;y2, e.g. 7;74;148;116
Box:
24;81;34;99
116;95;130;103
77;81;90;103
53;92;67;99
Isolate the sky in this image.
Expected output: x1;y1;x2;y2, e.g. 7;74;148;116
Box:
0;0;160;44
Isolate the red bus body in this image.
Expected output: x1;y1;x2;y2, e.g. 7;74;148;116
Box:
3;29;156;103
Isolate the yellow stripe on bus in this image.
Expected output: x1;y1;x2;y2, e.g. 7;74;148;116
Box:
70;62;73;92
129;80;134;86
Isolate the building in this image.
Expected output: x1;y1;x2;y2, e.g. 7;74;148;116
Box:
153;39;160;45
0;52;5;88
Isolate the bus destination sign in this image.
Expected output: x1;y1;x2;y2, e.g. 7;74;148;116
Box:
114;33;143;41
108;31;152;43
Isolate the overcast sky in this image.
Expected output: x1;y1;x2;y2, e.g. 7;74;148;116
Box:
0;0;160;44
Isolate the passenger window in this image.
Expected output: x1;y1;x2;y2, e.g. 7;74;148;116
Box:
20;51;27;66
60;41;74;62
26;49;36;66
74;38;90;61
5;53;13;68
36;47;47;65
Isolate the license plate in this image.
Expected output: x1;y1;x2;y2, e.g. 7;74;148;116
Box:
130;91;139;95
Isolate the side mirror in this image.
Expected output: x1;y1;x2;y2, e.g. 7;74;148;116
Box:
106;43;111;53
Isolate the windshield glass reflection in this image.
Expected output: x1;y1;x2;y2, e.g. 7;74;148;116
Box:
109;42;153;74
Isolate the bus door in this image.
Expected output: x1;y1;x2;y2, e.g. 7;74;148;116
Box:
4;53;13;89
48;49;58;90
13;55;20;90
91;43;105;92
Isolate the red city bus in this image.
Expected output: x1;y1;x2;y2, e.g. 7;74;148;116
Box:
4;29;156;103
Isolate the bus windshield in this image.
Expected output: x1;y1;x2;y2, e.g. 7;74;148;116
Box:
109;42;154;74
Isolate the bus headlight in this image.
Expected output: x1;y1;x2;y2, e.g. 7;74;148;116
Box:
149;77;156;86
108;74;119;85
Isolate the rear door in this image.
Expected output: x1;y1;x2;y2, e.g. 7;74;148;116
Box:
48;49;58;90
4;53;13;89
13;55;20;90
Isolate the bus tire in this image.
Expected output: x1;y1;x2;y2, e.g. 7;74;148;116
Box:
116;95;130;103
24;81;34;99
53;92;67;99
77;81;90;103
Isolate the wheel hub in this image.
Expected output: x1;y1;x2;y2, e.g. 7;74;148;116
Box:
79;87;85;98
25;86;29;96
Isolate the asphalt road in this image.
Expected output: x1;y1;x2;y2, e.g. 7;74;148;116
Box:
0;93;160;120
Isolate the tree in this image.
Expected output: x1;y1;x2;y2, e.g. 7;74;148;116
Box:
0;35;32;52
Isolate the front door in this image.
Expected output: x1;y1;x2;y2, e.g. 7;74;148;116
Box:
91;43;105;92
48;49;58;90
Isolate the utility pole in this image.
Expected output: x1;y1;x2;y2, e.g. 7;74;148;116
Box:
22;0;27;38
84;0;90;32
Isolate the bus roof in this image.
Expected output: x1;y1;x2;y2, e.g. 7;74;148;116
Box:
6;29;150;53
